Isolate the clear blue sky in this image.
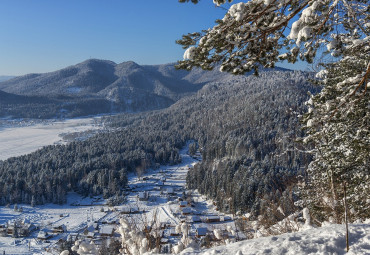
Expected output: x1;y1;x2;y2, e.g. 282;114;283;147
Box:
0;0;308;76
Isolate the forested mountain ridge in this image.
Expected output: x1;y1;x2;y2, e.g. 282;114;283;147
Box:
0;69;316;216
0;59;291;119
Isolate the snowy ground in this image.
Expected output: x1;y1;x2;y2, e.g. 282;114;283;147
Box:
0;117;104;160
180;222;370;255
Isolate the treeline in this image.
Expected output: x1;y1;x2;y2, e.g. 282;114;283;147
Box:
0;95;171;119
0;116;182;205
0;70;315;215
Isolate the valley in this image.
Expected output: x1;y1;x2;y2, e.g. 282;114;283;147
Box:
0;145;238;254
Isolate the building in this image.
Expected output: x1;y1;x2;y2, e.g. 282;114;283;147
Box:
181;207;192;215
166;187;175;195
100;225;115;237
196;227;208;237
205;216;221;223
188;215;201;223
52;224;67;233
179;201;188;208
37;230;52;240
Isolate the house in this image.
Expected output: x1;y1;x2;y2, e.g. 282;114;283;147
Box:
160;238;169;244
37;230;52;240
179;201;188;208
205;216;220;223
100;225;115;237
52;224;67;233
138;191;149;201
222;216;232;221
166;187;175;195
196;227;208;237
181;207;192;215
188;215;201;223
83;223;96;237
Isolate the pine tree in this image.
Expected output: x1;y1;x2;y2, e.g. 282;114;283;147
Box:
177;0;370;222
301;48;370;222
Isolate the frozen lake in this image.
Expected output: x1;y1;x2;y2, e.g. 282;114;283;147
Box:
0;118;103;160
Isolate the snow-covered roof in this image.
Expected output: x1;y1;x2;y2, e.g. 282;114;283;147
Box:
182;207;192;214
100;225;114;235
37;230;51;239
196;227;208;236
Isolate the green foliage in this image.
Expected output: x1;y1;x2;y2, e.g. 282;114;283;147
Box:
301;46;370;222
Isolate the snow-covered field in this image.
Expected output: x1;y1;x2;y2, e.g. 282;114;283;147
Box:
180;222;370;255
0;117;103;160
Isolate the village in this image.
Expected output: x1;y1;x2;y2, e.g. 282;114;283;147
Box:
0;147;241;254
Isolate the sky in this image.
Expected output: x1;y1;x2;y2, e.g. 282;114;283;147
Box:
0;0;308;76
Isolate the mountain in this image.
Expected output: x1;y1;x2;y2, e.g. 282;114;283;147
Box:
0;59;291;119
0;59;204;118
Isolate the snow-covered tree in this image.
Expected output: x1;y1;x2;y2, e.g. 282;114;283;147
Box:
177;0;369;221
71;240;98;255
301;50;370;222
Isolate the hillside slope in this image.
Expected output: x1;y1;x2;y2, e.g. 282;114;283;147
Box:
0;69;315;212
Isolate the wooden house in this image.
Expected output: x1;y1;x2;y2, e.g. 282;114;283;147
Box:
205;216;221;223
